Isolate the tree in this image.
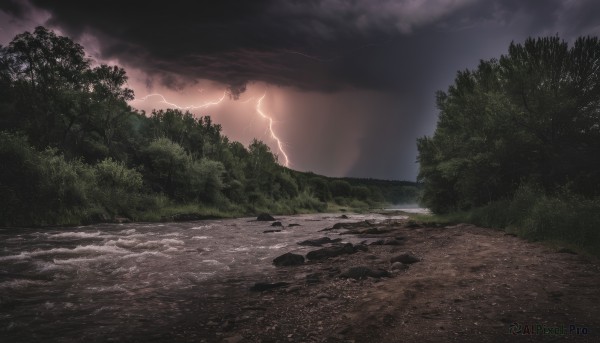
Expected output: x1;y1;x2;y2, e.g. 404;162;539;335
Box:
3;26;91;148
142;137;190;198
330;180;352;198
418;36;600;213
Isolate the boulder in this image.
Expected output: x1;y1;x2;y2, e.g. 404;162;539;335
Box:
297;237;342;246
257;213;276;221
339;266;390;280
306;243;367;261
271;221;283;227
339;214;349;219
249;282;290;292
273;252;305;266
390;253;420;264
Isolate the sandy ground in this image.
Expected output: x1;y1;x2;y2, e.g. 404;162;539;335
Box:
166;218;600;343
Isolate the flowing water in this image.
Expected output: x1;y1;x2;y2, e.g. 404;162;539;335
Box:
0;212;410;342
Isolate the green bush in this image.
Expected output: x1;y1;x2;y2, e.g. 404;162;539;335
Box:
0;131;96;226
94;158;145;217
330;180;352;197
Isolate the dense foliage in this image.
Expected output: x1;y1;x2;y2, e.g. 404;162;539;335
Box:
418;36;600;213
417;36;600;256
0;27;419;226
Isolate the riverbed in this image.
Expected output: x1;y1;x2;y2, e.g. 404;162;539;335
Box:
2;211;599;343
0;212;405;342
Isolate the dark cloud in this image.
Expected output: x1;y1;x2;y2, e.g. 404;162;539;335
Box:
2;0;600;180
3;0;599;95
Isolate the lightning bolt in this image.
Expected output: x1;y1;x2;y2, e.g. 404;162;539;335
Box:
256;92;290;167
130;90;291;167
132;91;227;111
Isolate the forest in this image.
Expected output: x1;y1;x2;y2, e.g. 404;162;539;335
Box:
417;36;600;255
0;27;419;227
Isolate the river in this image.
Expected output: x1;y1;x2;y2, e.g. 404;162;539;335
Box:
0;212;409;342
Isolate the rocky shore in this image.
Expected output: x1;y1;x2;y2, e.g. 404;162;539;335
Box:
166;216;600;342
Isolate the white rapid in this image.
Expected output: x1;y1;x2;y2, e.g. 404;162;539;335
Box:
0;212;409;342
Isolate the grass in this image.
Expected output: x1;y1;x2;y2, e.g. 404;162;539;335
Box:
409;185;600;258
132;192;384;223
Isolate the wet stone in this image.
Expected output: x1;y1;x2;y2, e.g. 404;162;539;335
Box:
390;253;420;264
273;253;305;267
250;282;290;292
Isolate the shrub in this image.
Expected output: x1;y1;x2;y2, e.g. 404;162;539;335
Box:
93;158;144;217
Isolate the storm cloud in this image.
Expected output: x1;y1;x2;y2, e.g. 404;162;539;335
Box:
2;0;600;180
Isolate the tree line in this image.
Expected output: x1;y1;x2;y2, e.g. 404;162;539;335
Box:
0;27;419;226
417;36;600;255
418;36;600;213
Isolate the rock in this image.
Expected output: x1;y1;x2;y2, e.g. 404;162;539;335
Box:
263;229;282;233
222;334;244;343
297;237;342;246
362;227;386;234
288;223;301;227
306;243;367;261
271;221;283;227
354;244;368;252
256;213;275;221
339;214;349;219
339;266;390;280
273;252;305;266
382;237;404;245
390;253;420;264
391;262;409;271
320;220;372;232
316;293;331;299
249;282;290;292
370;238;402;245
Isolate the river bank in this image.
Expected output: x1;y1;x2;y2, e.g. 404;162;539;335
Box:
169;217;600;343
2;213;599;342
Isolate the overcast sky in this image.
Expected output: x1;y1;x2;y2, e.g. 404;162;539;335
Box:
2;0;600;181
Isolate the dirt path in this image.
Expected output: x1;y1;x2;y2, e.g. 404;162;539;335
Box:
171;219;600;342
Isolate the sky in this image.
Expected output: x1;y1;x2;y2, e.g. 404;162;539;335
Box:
1;0;600;181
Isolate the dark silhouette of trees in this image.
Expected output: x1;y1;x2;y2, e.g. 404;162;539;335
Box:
418;36;600;213
0;27;419;226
